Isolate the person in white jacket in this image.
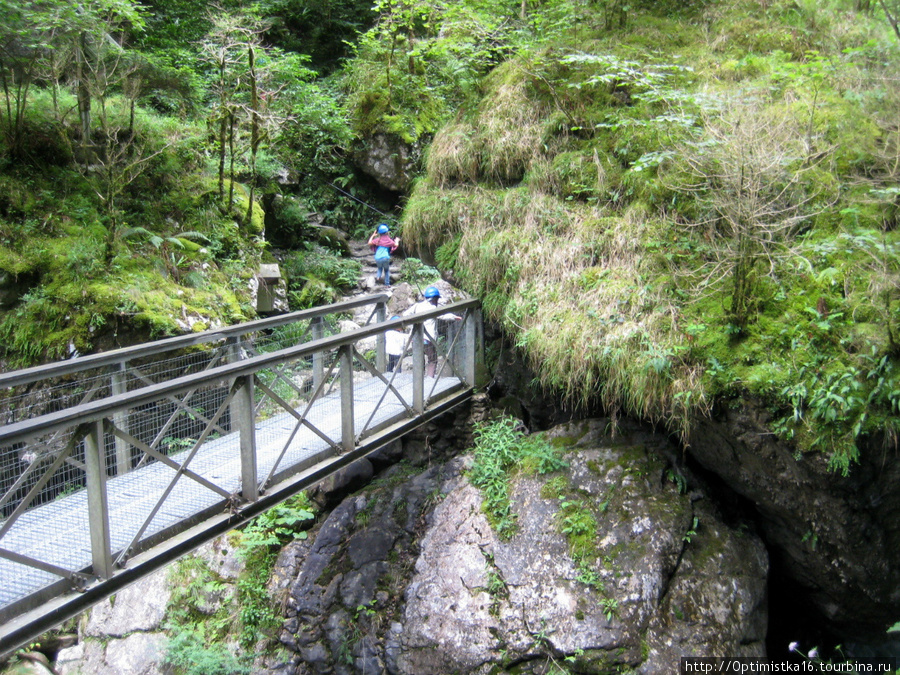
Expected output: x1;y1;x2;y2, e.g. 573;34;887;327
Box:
385;316;407;372
403;286;461;377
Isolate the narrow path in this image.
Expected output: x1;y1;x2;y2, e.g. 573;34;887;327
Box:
348;240;407;293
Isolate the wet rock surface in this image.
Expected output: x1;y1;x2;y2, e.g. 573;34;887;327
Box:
41;410;770;675
690;398;900;636
352;133;424;194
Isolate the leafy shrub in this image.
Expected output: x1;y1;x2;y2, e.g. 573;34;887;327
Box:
283;245;361;291
165;625;249;675
282;244;361;310
234;493;316;647
239;493;316;551
401;257;441;287
469;416;567;538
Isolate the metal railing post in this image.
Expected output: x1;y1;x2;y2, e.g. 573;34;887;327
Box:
85;420;113;579
234;375;259;502
464;309;477;387
375;301;387;372
339;345;354;453
110;363;131;475
412;324;424;414
225;336;242;434
312;317;325;390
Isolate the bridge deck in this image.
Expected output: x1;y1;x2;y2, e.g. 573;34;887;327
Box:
0;372;462;612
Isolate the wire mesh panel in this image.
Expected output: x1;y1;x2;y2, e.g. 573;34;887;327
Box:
105;377;240;564
0;370;113;426
0;425;93;609
253;343;344;491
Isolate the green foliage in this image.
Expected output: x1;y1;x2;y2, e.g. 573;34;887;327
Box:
165;625;250;675
556;495;599;562
284;245;361;291
600;597;619;622
282;244;361;310
400;0;900;473
162;495;316;670
775;347;900;475
259;0;375;73
434;233;462;271
683;516;699;543
164;555;249;674
468;416;567;538
400;257;440;287
235;547;281;649
239;493;316;551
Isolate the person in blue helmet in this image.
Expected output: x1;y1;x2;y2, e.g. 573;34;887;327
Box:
367;223;400;286
403;285;461;376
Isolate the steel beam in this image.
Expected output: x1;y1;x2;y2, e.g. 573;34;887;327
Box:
84;421;113;580
340;345;354;453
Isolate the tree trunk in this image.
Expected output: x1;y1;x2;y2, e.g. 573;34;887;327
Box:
217;57;227;203
246;44;259;228
879;0;900;40
76;33;92;163
228;111;235;205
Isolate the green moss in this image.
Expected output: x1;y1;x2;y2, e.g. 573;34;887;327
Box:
0;245;36;275
540;475;569;500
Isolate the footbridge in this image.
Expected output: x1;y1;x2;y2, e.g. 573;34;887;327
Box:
0;293;481;655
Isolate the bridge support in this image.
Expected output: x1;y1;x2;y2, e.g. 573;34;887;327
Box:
340;345;354;453
84;421;113;580
412;324;424;414
312;317;325;390
376;301;386;372
464;307;478;386
234;376;259;502
110;364;131;475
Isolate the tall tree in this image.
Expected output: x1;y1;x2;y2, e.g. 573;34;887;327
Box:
878;0;900;40
200;10;293;225
673;100;834;331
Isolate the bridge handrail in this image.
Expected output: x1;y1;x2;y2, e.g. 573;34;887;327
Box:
0;293;390;390
0;298;481;447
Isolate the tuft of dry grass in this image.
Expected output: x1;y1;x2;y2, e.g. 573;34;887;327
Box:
427;123;481;187
402;55;718;443
403;179;709;440
426;59;554;189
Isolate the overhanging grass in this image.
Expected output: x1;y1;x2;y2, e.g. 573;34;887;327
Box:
404;3;900;470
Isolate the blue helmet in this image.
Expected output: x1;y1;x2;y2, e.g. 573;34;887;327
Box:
423;286;440;299
378;224;389;234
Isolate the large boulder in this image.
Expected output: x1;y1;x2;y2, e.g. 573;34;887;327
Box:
280;418;769;673
353;134;425;194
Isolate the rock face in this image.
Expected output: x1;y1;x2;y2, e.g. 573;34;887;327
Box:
353;134;424;193
689;398;900;636
52;537;246;675
279;418;768;673
55;565;173;675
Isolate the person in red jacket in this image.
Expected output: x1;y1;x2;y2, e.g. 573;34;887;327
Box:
367;223;400;286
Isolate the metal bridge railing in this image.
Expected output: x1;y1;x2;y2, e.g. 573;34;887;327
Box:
0;298;481;636
0;293;392;426
0;294;389;523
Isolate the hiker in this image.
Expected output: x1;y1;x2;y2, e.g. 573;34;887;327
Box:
385;316;407;372
403;286;461;377
367;223;400;286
